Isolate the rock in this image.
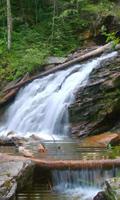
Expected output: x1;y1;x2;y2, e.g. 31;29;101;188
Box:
38;143;47;153
93;177;120;200
93;191;108;200
93;15;120;45
80;132;120;148
46;56;67;64
0;135;27;147
0;137;15;146
105;178;120;199
69;53;120;136
18;146;33;157
0;153;34;199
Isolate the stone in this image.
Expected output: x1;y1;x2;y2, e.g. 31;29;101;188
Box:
80;132;120;148
93;191;108;200
0;135;27;147
69;53;120;136
46;56;67;64
0;153;34;199
18;146;33;157
93;177;120;200
105;178;120;199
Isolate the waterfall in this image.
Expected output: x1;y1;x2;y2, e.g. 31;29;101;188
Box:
52;168;119;200
0;52;117;140
0;51;118;200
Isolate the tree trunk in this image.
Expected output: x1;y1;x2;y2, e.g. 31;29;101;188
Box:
7;0;12;50
30;158;120;169
3;42;120;93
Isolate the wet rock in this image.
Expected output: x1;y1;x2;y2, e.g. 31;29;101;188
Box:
105;178;120;199
69;53;120;136
0;135;27;147
18;146;33;157
94;178;119;200
0;153;34;199
93;191;108;200
80;132;120;147
0;137;16;146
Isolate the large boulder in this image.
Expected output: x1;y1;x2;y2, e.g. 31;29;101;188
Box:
69;50;120;137
94;177;120;200
79;132;120;148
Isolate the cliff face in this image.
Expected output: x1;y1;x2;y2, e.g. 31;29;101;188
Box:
69;51;120;137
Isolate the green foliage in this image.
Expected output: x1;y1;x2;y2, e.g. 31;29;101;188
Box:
106;32;120;48
0;0;120;86
101;27;120;48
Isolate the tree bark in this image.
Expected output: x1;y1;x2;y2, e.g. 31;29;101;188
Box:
30;158;120;169
1;153;120;170
7;0;12;50
0;73;29;107
3;43;120;93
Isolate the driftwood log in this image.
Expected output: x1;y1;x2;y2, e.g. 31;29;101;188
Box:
0;73;29;107
30;158;120;169
0;153;120;170
3;42;120;93
0;42;120;107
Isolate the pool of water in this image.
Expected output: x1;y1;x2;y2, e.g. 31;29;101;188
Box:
0;137;119;161
1;139;120;200
24;138;110;161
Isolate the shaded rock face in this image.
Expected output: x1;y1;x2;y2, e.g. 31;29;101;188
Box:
69;51;120;137
93;15;120;45
0;154;33;200
93;191;108;200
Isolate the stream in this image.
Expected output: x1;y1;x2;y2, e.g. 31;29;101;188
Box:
0;51;118;200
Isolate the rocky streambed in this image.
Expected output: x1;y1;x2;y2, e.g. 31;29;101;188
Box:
0;153;34;200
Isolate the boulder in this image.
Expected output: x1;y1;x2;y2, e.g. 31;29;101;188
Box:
0;153;34;199
46;56;67;65
93;191;108;200
93;177;120;200
0;135;27;147
80;132;120;148
18;146;33;157
105;177;120;199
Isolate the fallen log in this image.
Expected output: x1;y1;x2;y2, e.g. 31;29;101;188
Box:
31;158;120;169
4;42;119;93
0;73;29;107
0;153;120;170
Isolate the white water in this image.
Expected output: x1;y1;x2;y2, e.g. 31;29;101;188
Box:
52;168;119;200
0;51;117;140
0;51;118;200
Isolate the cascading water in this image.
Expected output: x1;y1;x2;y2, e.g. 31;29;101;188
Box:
0;51;117;140
0;51;118;200
52;168;119;200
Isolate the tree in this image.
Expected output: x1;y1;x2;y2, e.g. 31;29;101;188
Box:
7;0;12;50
